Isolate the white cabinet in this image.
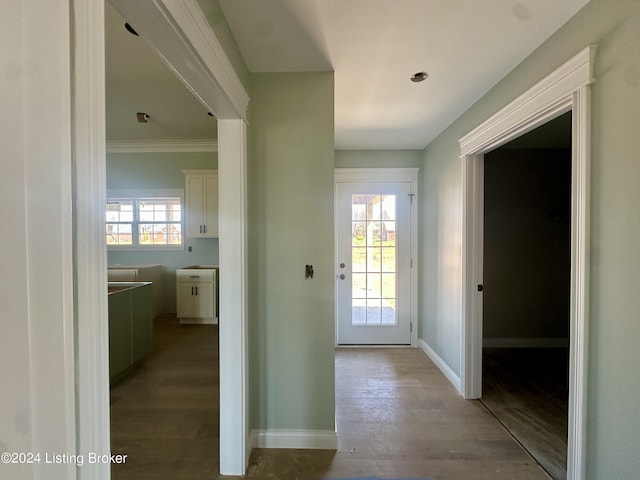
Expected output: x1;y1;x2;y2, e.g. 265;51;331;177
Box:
176;268;217;324
182;169;218;238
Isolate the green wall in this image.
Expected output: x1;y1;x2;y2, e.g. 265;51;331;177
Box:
106;151;219;313
248;72;335;432
335;149;423;168
419;0;640;477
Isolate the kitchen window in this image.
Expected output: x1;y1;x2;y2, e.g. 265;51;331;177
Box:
106;190;184;249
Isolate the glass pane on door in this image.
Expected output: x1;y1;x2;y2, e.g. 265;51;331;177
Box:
351;194;397;325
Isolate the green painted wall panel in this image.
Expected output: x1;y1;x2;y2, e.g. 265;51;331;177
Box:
335;149;423;168
249;72;335;432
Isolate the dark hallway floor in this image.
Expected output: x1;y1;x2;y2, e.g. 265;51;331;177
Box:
481;348;569;480
110;317;551;479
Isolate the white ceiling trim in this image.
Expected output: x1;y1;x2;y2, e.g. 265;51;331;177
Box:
106;139;218;153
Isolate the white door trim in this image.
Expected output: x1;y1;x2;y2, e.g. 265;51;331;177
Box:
73;1;111;478
334;168;420;347
76;1;250;477
458;46;595;480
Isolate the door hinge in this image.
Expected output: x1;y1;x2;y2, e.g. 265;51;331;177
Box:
408;193;415;205
410;322;413;333
410;258;413;268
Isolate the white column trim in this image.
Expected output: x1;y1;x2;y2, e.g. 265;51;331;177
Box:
73;1;111;479
458;45;595;480
218;119;250;475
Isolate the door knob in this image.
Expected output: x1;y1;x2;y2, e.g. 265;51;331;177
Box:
339;274;345;280
339;263;346;268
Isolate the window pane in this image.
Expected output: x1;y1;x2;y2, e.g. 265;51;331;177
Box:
352;273;366;298
367;247;381;271
381;195;396;220
352;247;366;273
352;221;366;246
366;299;381;324
381;247;396;272
366;273;381;299
106;223;132;245
381;273;395;299
106;200;133;222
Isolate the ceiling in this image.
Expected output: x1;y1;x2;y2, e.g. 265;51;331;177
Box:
106;0;589;150
105;3;217;142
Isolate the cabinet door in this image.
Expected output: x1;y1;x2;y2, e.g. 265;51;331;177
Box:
193;283;214;317
185;175;205;237
177;283;197;318
202;174;219;237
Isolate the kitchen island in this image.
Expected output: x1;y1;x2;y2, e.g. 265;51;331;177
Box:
108;281;153;385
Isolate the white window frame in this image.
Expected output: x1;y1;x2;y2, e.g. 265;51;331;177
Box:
106;189;185;250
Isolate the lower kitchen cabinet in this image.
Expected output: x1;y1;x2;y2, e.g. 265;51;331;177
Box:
176;268;217;324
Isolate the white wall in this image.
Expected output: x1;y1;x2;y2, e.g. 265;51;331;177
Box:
0;1;77;478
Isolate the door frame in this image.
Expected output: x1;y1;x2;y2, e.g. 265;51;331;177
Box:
334;168;420;347
458;46;596;480
75;1;250;477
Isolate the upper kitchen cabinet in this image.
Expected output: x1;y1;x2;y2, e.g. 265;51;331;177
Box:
182;169;219;238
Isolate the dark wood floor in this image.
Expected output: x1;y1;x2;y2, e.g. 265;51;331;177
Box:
481;348;569;480
110;316;220;480
110;317;551;479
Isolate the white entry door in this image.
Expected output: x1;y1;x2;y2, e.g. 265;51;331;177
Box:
336;181;412;344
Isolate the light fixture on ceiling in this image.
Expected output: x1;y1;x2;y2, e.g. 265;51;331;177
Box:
410;71;429;83
136;112;150;123
124;22;139;36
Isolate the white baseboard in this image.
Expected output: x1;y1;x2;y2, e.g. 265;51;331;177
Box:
250;429;337;450
418;338;462;394
483;337;569;348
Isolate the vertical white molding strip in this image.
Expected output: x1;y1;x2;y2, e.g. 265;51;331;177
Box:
567;86;591;480
460;155;483;399
21;0;77;477
73;1;111;479
410;175;419;348
218;119;249;475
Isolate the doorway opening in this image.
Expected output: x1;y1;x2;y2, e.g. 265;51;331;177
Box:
480;112;571;479
458;46;594;480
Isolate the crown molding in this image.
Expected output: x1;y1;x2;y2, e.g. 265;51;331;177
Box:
106;139;218;153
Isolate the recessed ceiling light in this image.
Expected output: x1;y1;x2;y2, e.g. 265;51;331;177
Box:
410;71;429;83
124;22;139;36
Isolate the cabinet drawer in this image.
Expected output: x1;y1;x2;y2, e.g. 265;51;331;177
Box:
176;269;214;283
